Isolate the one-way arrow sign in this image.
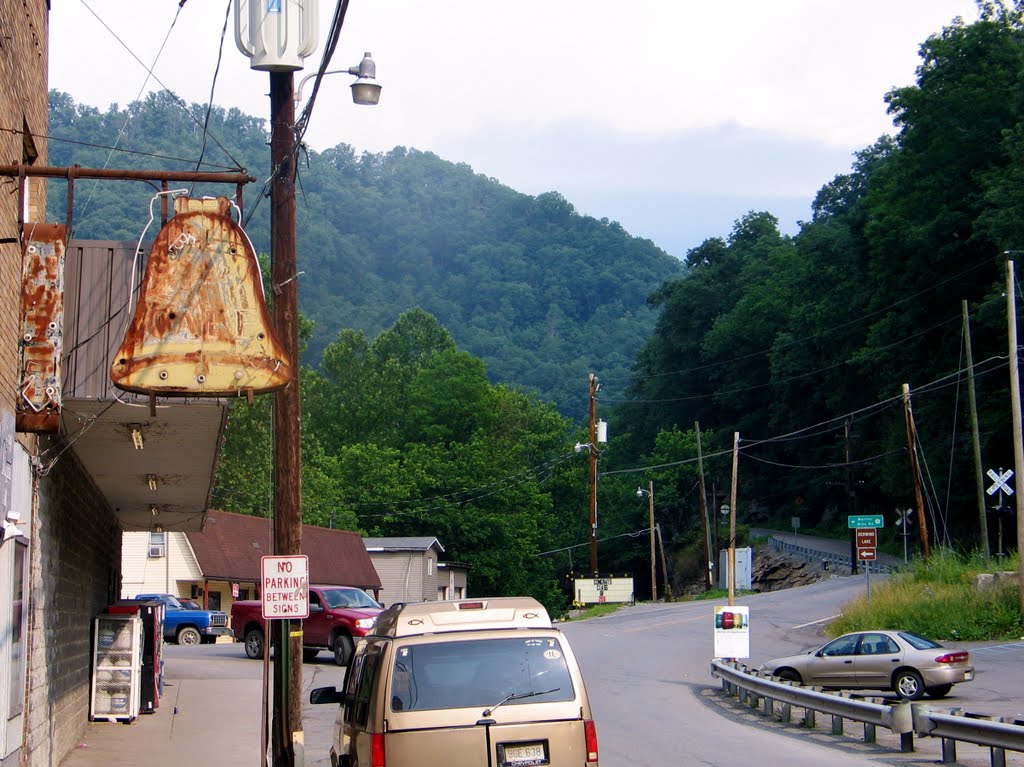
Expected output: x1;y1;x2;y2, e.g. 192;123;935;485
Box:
986;468;1015;496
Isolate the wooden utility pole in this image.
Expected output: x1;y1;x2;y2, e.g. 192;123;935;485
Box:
695;422;713;590
963;300;989;557
902;383;930;560
727;432;739;606
588;373;599;574
845;418;857;575
646;481;657;601
1005;261;1024;613
655;523;670;598
270;71;303;767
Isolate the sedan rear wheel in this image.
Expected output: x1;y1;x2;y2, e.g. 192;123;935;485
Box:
894;669;925;700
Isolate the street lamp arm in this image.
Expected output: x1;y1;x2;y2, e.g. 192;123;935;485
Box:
295;67;358;102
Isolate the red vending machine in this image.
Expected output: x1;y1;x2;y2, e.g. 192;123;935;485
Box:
107;599;164;713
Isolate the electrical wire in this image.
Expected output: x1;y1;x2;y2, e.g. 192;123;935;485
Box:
190;0;234;186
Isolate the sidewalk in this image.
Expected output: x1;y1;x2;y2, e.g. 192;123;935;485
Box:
60;650;345;767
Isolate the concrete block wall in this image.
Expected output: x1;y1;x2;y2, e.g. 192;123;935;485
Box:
25;446;120;767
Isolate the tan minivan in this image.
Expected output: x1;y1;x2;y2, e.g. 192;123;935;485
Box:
310;597;599;767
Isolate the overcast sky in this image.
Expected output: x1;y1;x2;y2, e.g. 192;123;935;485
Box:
49;1;979;258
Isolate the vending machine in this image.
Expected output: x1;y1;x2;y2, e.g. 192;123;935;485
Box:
106;599;164;712
90;613;143;722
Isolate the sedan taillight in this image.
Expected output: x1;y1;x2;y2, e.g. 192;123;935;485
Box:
584;719;599;764
935;651;969;664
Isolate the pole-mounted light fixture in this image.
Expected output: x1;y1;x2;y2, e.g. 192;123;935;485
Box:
574;442;593;454
129;424;144;450
295;52;382;107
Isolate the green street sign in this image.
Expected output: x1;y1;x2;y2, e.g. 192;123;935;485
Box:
848;514;884;529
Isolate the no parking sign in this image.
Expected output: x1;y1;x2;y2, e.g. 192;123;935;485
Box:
261;555;309;619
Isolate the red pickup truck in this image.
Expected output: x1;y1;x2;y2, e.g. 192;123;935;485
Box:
231;585;383;665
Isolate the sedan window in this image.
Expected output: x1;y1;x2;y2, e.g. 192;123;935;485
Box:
857;633;898;655
898;631;942;651
820;635;860;657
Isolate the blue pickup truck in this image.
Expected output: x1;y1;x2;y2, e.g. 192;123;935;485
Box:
134;593;233;646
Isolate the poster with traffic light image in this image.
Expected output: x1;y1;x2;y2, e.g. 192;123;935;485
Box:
713;605;750;658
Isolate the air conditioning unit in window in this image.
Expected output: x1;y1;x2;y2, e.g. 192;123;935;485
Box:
148;545;165;558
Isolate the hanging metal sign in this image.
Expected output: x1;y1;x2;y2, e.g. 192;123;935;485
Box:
111;196;290;397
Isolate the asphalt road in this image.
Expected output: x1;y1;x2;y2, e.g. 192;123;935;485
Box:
153;575;1024;767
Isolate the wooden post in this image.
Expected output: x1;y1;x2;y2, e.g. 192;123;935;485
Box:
588;373;599;574
655;523;671;598
902;383;930;559
1006;261;1024;614
270;70;303;767
695;422;713;590
728;432;739;606
963;300;989;557
647;481;657;601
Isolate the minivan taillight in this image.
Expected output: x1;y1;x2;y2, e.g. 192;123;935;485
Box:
371;733;385;767
584;719;599;764
935;651;969;664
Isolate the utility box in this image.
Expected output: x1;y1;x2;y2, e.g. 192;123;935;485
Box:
718;547;752;591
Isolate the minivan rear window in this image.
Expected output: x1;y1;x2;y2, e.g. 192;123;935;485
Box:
390;637;576;712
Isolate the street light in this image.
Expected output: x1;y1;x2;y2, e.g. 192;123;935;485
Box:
295;52;382;106
636;484;657;601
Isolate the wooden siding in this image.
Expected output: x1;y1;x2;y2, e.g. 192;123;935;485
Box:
120;531;202;598
368;551;443;606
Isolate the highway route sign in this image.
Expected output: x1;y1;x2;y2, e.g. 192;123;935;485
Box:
986;468;1014;496
848;515;884;529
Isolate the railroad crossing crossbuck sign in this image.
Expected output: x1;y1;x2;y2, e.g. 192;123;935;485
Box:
986;468;1014;497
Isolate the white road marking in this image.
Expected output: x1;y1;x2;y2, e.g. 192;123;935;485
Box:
791;614;841;629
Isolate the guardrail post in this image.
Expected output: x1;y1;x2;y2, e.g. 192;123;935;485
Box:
804;707;816;729
899;732;914;753
832;714;844;736
763;696;774;717
863;722;876;744
939;737;956;763
780;701;791;723
990;746;1006;767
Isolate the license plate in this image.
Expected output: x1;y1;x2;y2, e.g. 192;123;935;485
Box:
964;670;974;681
498;741;549;767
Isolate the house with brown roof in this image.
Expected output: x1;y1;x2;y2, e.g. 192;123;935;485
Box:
121;510;381;621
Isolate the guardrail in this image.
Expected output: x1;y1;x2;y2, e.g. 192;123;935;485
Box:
766;536;897;574
710;659;1024;766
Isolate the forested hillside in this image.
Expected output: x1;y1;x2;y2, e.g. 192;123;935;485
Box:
45;90;684;415
611;2;1024;561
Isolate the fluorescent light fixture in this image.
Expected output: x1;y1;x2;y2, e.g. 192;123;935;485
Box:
154;524;163;534
130;424;144;450
146;474;158;491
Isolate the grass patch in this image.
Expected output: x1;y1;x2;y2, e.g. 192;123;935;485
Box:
559;602;624;621
828;550;1023;641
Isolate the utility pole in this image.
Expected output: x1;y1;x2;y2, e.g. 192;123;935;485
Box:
270;71;304;767
1005;260;1024;614
845;418;857;575
727;432;739;606
588;373;599;574
695;422;713;590
902;383;930;560
646;481;656;601
963;300;989;557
